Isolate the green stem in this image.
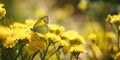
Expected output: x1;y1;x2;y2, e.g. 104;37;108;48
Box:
75;56;79;60
31;50;40;60
41;42;51;60
47;48;59;59
47;46;62;59
56;51;61;60
117;26;120;51
21;51;23;60
14;44;24;60
77;57;79;60
70;54;72;60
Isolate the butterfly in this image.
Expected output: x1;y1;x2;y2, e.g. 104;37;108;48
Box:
31;16;49;34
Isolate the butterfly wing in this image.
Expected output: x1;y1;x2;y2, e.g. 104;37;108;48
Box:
33;16;48;28
32;25;49;34
32;16;49;34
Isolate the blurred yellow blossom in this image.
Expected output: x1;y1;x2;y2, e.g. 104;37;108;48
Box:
69;45;86;53
0;3;4;7
0;3;6;19
107;44;118;53
78;0;88;10
25;18;35;28
60;30;78;40
106;32;116;41
115;52;120;60
88;33;97;43
35;9;46;18
48;24;65;34
90;44;103;59
3;36;17;48
60;30;85;44
113;44;118;53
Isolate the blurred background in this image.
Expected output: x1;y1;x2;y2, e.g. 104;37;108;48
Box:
0;0;120;31
0;0;120;60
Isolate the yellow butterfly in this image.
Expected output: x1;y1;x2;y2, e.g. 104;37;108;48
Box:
31;16;49;34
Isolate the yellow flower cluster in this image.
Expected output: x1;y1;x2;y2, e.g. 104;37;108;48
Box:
106;14;120;26
0;3;6;19
47;24;86;53
1;19;35;48
10;22;31;40
3;36;17;48
46;24;66;45
48;24;65;34
59;30;85;53
60;30;85;45
0;19;86;59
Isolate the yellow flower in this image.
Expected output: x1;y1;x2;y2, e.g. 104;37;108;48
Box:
26;32;46;52
107;44;118;53
57;40;69;47
106;32;116;42
0;3;6;19
11;22;32;41
106;14;120;26
3;36;17;48
60;30;85;44
90;44;103;59
45;33;61;42
78;0;88;10
30;32;45;42
88;33;97;43
115;52;120;60
25;18;35;28
60;30;77;40
48;24;65;34
69;45;86;53
11;22;26;29
0;26;11;40
113;44;118;53
0;3;4;7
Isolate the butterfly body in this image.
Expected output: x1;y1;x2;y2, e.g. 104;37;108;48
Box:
31;16;49;34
